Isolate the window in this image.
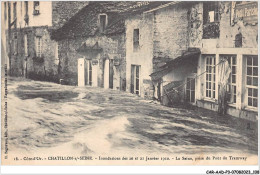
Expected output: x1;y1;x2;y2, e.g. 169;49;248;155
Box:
220;55;237;104
205;55;216;99
4;2;7;21
24;34;29;56
13;2;17;28
33;1;40;15
99;14;107;33
246;55;258;108
25;1;28;14
203;2;220;39
24;1;29;25
133;29;139;51
203;2;219;24
235;33;242;48
35;36;42;57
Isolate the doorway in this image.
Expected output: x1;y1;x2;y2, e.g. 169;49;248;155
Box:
78;58;86;87
104;59;114;89
88;61;92;86
131;65;141;95
109;59;114;89
186;77;195;103
157;80;161;101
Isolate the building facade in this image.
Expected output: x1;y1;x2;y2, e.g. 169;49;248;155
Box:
3;1;257;121
125;12;154;98
125;2;191;99
2;1;88;81
51;2;128;88
125;1;258;121
194;1;258;121
51;1;166;89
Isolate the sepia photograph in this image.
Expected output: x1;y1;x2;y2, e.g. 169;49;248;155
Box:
1;0;258;170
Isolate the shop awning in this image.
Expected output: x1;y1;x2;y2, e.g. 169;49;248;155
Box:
150;48;200;81
76;42;103;56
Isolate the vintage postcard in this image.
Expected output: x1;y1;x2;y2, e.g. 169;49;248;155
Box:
1;1;259;167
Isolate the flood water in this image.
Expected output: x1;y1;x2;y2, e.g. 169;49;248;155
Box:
4;77;258;157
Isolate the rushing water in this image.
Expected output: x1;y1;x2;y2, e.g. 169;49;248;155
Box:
5;77;258;156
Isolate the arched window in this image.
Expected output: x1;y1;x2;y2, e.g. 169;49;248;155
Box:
235;33;242;48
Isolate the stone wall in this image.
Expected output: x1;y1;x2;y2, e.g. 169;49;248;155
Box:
125;13;154;98
188;3;203;48
116;34;127;91
7;29;24;77
6;2;89;81
153;3;189;59
58;37;86;85
192;1;258;120
188;2;258;49
218;2;258;48
58;34;126;88
8;27;58;82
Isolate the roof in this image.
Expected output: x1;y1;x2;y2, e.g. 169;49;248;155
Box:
144;1;181;13
51;1;169;40
163;81;183;91
52;2;89;30
150;48;201;81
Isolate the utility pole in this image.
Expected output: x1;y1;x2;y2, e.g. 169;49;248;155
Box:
7;2;12;76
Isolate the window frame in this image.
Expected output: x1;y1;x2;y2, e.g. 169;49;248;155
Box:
33;1;40;15
133;29;140;52
99;14;107;33
245;55;258;108
24;1;28;15
220;55;237;104
202;2;220;39
4;2;7;21
203;2;220;24
35;36;43;57
204;55;216;100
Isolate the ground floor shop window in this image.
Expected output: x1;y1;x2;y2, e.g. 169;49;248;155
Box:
220;55;237;104
205;55;216;99
131;65;141;95
246;55;258;108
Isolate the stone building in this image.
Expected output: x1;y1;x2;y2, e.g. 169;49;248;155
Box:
2;1;88;81
129;1;258;121
125;2;191;99
193;1;258;121
51;1;166;89
3;1;257;121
